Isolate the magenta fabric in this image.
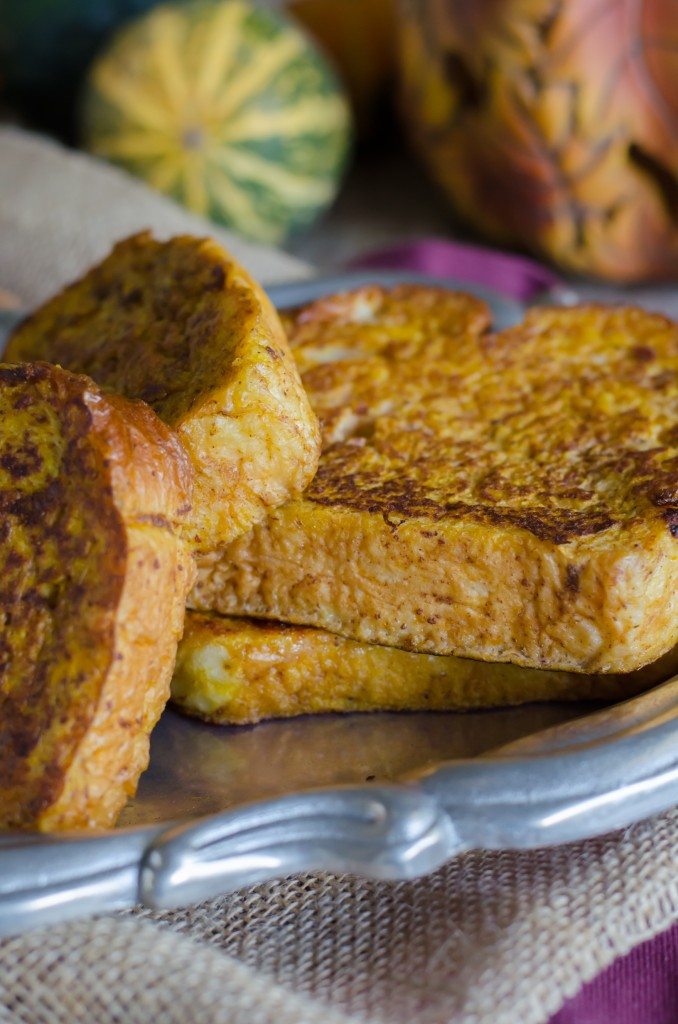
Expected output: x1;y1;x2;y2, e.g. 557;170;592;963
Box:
550;922;678;1024
353;237;678;1024
351;238;563;303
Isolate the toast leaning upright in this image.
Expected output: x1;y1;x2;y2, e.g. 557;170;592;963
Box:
193;293;678;674
0;362;194;830
6;232;320;551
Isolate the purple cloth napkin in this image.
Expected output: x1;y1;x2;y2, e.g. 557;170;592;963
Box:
351;238;566;303
552;921;678;1024
353;237;678;1024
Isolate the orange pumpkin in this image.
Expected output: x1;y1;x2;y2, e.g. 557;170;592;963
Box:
398;0;678;282
291;0;396;135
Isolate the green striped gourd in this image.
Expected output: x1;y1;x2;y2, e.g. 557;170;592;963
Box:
81;0;352;243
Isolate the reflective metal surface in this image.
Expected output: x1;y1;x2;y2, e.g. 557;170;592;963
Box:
267;272;525;328
121;703;591;827
4;681;678;937
0;310;21;340
1;275;676;938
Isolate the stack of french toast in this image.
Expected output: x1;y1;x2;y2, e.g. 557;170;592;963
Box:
2;232;677;830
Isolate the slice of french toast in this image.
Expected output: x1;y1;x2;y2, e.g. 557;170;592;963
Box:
0;362;194;830
193;291;678;674
171;613;678;725
5;232;320;552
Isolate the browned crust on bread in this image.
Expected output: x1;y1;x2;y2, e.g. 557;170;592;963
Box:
0;362;194;830
284;297;678;543
6;232;320;551
193;297;678;673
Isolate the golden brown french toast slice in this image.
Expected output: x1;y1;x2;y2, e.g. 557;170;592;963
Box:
193;293;678;674
0;362;194;830
6;232;320;552
172;613;678;725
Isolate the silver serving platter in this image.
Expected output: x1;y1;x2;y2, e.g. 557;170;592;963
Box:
1;273;677;939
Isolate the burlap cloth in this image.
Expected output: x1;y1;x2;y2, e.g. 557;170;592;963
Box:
1;127;677;1024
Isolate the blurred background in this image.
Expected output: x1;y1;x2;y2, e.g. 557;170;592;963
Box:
0;0;676;284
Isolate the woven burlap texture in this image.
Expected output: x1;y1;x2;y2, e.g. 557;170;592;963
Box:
0;127;309;307
1;128;677;1024
2;809;678;1024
